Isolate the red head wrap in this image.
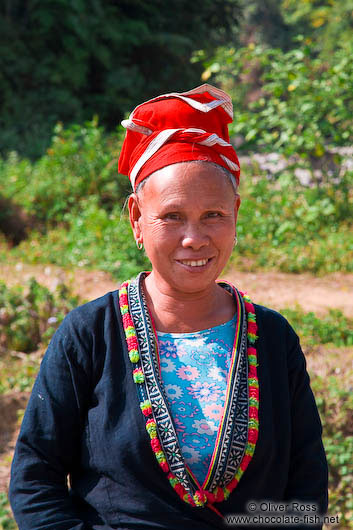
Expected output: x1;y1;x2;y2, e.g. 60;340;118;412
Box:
118;84;240;190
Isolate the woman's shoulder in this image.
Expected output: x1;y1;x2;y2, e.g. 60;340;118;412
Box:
65;288;120;324
253;302;289;327
252;302;300;348
54;289;121;348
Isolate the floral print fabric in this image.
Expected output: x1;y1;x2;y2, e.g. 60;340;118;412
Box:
157;316;236;486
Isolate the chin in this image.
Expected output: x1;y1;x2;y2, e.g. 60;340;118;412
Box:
170;272;219;294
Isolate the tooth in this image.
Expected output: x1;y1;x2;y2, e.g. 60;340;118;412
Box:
179;258;209;266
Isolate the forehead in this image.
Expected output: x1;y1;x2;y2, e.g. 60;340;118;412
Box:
139;162;234;207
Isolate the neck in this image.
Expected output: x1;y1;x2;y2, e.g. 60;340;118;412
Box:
143;271;235;333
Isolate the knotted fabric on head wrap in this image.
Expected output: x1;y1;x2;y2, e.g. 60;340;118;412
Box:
118;84;240;191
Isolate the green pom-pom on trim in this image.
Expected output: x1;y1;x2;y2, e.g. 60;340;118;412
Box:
125;327;135;338
155;451;166;463
248;332;258;343
235;467;243;480
248;312;256;322
133;369;145;384
249;418;259;429
140;399;152;412
248;354;257;365
245;443;256;456
129;350;139;363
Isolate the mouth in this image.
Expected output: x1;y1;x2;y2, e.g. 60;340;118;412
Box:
176;258;213;269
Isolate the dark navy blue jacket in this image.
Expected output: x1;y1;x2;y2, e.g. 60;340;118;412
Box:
9;290;328;529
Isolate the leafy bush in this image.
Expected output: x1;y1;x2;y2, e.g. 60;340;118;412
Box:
282;307;353;348
8;196;150;281
280;0;353;57
311;373;353;527
0;492;16;529
202;39;353;159
233;171;353;273
0;352;41;395
0;0;240;159
1;117;352;277
0;120;129;223
0;278;79;353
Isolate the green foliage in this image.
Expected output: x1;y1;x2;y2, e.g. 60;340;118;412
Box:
0;0;240;159
9;198;150;281
233;171;353;274
282;307;353;348
280;0;353;57
1;117;352;277
0;119;128;223
0;353;41;395
0;119;151;280
203;40;353;158
311;373;353;526
0;278;79;353
0;492;16;529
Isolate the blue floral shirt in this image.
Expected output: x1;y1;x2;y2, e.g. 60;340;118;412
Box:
157;316;236;486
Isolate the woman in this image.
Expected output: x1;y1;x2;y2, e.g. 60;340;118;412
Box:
10;84;328;529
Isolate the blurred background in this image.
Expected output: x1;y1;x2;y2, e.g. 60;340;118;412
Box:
0;1;352;527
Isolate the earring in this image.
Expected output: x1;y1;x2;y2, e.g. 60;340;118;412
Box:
234;236;238;246
136;239;143;250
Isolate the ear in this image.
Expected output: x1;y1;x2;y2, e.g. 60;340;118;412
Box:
233;194;241;228
128;193;143;242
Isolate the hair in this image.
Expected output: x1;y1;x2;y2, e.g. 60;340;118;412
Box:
135;160;239;197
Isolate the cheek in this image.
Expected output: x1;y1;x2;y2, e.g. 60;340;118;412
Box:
141;219;179;250
210;220;236;243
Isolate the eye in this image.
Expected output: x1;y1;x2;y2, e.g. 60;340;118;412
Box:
205;211;222;218
164;212;181;220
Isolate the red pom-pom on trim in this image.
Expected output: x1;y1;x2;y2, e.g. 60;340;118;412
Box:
174;483;186;497
205;490;216;504
248;365;257;378
249;405;258;418
215;488;225;502
151;438;161;452
127;336;139;350
249;386;259;400
160;461;169;473
241;454;252;470
122;313;134;328
247;321;258;335
244;301;254;313
248;428;259;444
119;294;128;306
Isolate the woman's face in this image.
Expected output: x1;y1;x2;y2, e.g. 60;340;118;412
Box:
128;162;241;296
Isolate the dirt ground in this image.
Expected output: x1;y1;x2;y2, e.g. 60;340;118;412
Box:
1;263;352;498
1;262;353;316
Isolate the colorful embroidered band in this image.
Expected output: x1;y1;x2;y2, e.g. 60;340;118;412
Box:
118;84;240;190
118;279;259;513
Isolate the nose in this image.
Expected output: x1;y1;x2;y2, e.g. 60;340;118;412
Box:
181;222;210;250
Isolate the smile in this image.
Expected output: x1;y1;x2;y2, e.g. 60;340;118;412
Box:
177;258;210;267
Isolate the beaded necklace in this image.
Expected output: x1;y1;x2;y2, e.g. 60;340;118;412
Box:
118;278;259;513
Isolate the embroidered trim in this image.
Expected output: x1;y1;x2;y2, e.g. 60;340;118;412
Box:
118;276;259;510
